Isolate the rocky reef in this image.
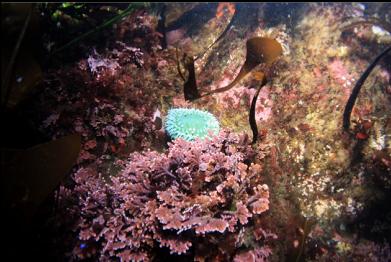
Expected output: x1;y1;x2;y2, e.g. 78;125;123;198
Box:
2;3;390;261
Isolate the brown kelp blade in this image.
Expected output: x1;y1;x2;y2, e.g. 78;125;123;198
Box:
247;37;284;67
202;37;282;97
1;134;81;220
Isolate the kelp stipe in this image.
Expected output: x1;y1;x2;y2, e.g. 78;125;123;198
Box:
342;46;391;131
250;72;268;144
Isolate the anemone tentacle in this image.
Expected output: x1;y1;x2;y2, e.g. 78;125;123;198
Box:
165;108;220;141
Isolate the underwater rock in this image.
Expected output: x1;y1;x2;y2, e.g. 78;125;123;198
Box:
7;3;391;261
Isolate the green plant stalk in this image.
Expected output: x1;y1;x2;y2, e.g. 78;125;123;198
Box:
51;3;145;55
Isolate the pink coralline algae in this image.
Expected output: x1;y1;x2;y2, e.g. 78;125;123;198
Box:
87;42;144;80
65;130;273;261
328;59;356;88
215;80;274;122
327;59;358;100
234;246;273;262
37;32;163;160
328;59;350;84
166;28;186;46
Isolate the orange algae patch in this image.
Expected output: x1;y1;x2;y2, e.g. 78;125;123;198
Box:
216;2;236;18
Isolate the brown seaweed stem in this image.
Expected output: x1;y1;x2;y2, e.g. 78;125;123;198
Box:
250;76;267;144
201;60;256;98
194;4;238;61
183;55;201;101
340;16;391;34
342;45;391;131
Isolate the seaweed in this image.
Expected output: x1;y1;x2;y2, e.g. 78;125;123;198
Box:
249;72;267;144
194;3;238;61
183;54;201;101
340;16;391;36
201;37;282;97
342;45;391;131
178;37;282;144
2;134;81;220
179;37;282;101
51;3;146;55
176;5;238;101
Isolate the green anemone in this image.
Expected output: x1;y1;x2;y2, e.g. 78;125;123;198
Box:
165;108;220;141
